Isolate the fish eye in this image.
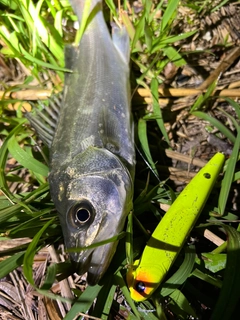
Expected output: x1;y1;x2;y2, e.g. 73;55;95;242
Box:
75;207;91;223
135;281;146;293
68;200;94;227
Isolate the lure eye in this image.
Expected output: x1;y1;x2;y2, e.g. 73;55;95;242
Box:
135;281;146;293
68;200;94;228
203;172;211;179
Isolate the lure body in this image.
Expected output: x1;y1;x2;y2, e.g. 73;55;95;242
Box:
127;153;225;301
27;0;135;285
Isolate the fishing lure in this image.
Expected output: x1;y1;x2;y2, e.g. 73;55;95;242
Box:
27;0;135;285
127;152;225;301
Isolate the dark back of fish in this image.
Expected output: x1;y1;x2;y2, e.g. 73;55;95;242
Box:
51;0;134;172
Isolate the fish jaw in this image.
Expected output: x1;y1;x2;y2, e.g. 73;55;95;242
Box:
49;147;133;284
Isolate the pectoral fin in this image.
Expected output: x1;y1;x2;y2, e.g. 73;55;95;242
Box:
26;95;62;147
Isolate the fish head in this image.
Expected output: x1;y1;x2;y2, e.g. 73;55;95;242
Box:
49;156;133;285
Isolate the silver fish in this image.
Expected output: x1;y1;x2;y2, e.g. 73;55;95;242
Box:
27;0;135;285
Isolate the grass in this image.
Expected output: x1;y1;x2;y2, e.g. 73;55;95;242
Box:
0;0;240;319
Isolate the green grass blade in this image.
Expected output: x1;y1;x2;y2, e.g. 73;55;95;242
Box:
126;211;133;266
169;289;197;318
210;225;240;320
36;289;72;304
40;263;57;291
151;78;170;145
138;118;159;178
121;11;143;52
160;245;196;297
0;0;17;9
191;268;222;288
74;0;93;45
190;81;217;112
132;10;145;52
192;111;236;143
64;284;103;319
115;271;141;319
144;22;153;51
19;0;64;62
153;30;197;47
101;284;117;320
23;218;55;287
18;43;66;71
44;0;57;18
218;107;239;131
54;9;64;36
196;253;226;273
0;251;25;278
0;28;66;72
91;276;115;318
211;0;231;12
162;46;186;67
8;135;49;177
0;120;26;198
218;129;240;215
161;0;179;32
105;0;117;16
224;98;240;119
67;231;126;253
233;170;240;182
0;203;25;224
1;1;239;318
0;183;50;224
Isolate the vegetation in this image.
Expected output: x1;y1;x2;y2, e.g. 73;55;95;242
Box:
0;0;239;319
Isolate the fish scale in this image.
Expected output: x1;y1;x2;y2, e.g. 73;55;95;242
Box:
27;0;135;285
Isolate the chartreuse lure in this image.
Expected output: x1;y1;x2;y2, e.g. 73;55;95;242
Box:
127;152;225;301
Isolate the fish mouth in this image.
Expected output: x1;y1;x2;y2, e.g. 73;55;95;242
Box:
72;251;94;276
71;242;116;285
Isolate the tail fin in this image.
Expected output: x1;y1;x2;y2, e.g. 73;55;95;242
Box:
68;0;102;24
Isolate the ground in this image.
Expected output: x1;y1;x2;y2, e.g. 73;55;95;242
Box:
0;0;239;319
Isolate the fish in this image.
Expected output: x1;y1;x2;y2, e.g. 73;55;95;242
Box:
27;0;135;285
127;152;225;301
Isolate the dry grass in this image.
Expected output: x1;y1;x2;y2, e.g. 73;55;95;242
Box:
0;0;239;319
